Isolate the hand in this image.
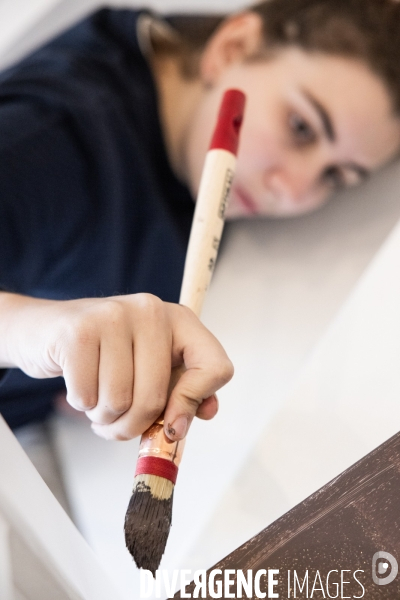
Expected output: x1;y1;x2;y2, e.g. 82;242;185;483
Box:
1;293;233;440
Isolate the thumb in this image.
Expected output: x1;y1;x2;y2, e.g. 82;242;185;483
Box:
163;368;221;441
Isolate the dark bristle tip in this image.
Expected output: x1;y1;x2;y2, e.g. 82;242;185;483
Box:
124;481;174;575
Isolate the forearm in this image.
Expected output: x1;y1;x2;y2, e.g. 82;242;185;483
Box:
0;292;49;368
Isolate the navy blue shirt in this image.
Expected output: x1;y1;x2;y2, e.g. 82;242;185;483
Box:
0;9;194;428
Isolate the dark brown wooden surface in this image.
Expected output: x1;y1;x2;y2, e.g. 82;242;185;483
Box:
175;431;400;598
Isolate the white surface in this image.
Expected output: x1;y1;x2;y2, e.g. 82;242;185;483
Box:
0;512;13;600
0;416;123;600
189;197;400;569
2;1;400;599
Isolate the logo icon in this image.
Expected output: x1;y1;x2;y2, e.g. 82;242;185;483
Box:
372;551;398;585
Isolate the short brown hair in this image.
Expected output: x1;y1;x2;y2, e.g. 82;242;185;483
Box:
162;0;400;113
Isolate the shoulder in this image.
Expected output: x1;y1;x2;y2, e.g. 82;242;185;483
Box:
2;8;146;69
0;8;154;152
0;8;151;104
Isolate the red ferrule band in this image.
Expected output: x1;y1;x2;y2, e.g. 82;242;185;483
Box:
135;457;178;485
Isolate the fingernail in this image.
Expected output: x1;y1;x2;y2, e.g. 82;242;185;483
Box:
167;416;189;439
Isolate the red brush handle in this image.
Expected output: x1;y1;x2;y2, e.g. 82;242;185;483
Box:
209;89;246;155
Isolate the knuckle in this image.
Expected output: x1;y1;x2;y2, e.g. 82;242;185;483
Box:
176;304;194;318
134;293;164;317
172;386;202;412
113;422;141;441
96;427;131;441
205;356;234;387
98;298;125;323
219;356;234;384
185;396;202;411
175;303;197;324
113;431;132;441
67;392;97;411
108;395;132;415
141;402;165;425
92;417;139;441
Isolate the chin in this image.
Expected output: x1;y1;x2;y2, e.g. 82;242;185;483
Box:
225;211;260;221
226;204;317;220
225;204;258;220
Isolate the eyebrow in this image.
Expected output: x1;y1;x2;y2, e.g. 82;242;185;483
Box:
301;88;336;142
301;88;371;181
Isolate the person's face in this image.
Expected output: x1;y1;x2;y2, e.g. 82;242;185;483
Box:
185;48;400;219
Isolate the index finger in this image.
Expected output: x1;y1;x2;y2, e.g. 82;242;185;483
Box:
163;304;234;440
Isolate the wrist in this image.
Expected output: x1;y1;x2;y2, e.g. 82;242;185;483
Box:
0;292;44;368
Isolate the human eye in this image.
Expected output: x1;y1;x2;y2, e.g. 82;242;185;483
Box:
321;166;346;191
321;165;365;192
288;111;316;146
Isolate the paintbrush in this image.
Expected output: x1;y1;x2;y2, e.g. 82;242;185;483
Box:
124;89;246;575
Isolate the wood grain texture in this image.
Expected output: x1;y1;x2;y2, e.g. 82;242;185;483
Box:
175;431;400;598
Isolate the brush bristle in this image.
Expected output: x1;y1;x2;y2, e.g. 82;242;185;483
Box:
124;475;174;575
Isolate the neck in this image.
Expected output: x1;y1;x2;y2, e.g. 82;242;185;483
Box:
150;52;203;187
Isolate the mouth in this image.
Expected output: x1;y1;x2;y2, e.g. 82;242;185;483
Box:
233;187;259;215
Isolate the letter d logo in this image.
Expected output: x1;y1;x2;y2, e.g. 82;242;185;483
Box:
372;551;398;585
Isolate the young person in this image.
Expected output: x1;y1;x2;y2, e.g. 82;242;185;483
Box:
0;0;400;442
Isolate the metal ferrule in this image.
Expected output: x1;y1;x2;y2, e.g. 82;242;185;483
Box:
138;418;184;467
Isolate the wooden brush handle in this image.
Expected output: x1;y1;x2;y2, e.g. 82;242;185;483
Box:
135;90;245;479
136;149;237;474
179;149;236;316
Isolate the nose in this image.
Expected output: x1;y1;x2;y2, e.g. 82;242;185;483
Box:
264;169;311;205
263;158;323;210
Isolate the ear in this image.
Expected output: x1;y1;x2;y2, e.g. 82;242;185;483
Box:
199;12;263;86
